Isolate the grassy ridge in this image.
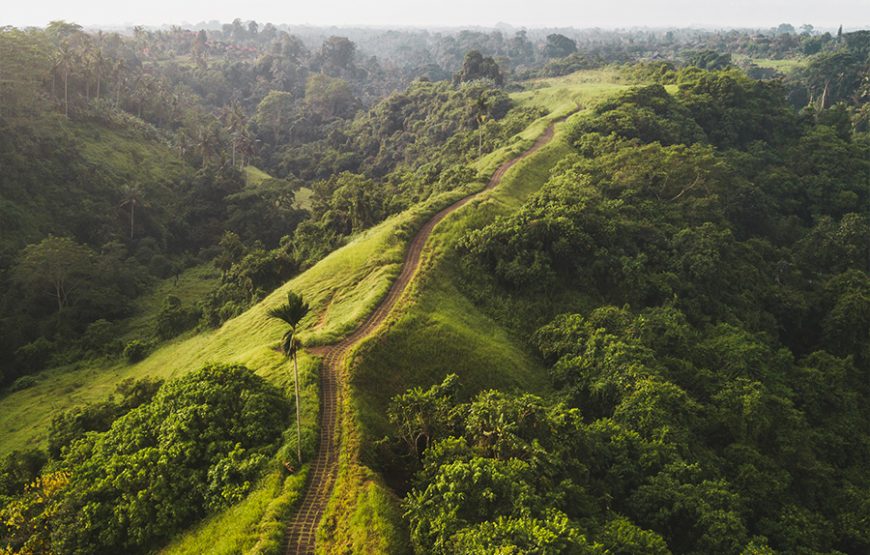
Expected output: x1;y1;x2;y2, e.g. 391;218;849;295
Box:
316;127;571;555
316;69;634;554
161;468;309;555
0;69;636;554
0;185;469;457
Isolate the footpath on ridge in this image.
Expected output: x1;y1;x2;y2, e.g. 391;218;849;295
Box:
284;120;561;555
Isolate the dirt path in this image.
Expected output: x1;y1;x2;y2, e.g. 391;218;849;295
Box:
284;121;560;554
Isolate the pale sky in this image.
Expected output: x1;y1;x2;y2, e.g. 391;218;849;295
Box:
3;0;867;30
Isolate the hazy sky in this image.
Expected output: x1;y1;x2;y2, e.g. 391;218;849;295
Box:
3;0;867;30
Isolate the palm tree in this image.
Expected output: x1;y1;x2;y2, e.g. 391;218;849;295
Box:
119;184;148;239
268;291;310;463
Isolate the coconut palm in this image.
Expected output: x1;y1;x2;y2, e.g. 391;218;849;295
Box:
268;291;310;462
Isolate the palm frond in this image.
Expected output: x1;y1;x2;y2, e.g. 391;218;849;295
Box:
267;290;310;328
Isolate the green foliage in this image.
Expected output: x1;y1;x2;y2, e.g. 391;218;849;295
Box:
388;374;459;459
448;67;870;555
123;339;152;363
304;74;360;119
80;319;121;355
0;364;289;554
154;295;200;340
267;290;310;358
543;34;577;59
572;84;706;146
47;377;163;458
686;50;733;70
453;50;504;85
12;339;53;374
0;449;47;501
201;234;298;328
395;379;674;555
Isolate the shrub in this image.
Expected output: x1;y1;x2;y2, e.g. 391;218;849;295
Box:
13;337;53;372
81;319;121;355
8;375;39;392
42;364;289;554
123;339;152;363
155;296;200;340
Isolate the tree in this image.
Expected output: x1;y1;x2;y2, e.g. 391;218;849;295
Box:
388;373;459;458
543;34;577;59
267;290;310;462
453;50;504;86
304;74;358;119
253;90;295;144
30;364;288;554
319;36;356;74
12;236;94;313
119;184;147;239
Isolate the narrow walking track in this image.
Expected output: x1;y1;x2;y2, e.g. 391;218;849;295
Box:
284;121;560;554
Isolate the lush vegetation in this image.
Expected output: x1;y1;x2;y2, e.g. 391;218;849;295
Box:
383;68;870;553
0;364;289;554
1;16;869;555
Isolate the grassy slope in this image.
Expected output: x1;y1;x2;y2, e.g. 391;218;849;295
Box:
243;164;314;210
0;69;634;554
122;264;220;344
0;118;192;258
317;70;633;554
0;186;473;554
75;122;190;187
0;191;463;456
732;53;808;74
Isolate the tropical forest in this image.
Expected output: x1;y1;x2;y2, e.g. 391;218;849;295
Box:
0;4;868;554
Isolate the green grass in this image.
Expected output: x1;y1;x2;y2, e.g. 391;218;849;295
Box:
732;54;808;74
243;165;273;185
75;122;191;190
294;186;314;210
317;70;638;554
121;264;220;344
512;67;633;117
161;467;309;555
244;165;314;210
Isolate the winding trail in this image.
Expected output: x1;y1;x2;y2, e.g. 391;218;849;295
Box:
284;121;560;555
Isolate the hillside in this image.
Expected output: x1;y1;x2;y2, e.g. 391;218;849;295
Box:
1;18;869;555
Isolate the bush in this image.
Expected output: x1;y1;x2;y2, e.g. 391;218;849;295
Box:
0;449;48;498
147;253;174;278
47;377;164;457
8;375;39;392
155;296;200;340
81;319;121;355
13;337;53;373
123;339;152;363
41;364;289;554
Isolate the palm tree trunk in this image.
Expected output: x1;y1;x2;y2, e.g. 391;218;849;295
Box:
293;353;302;463
63;71;69;117
130;200;135;239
